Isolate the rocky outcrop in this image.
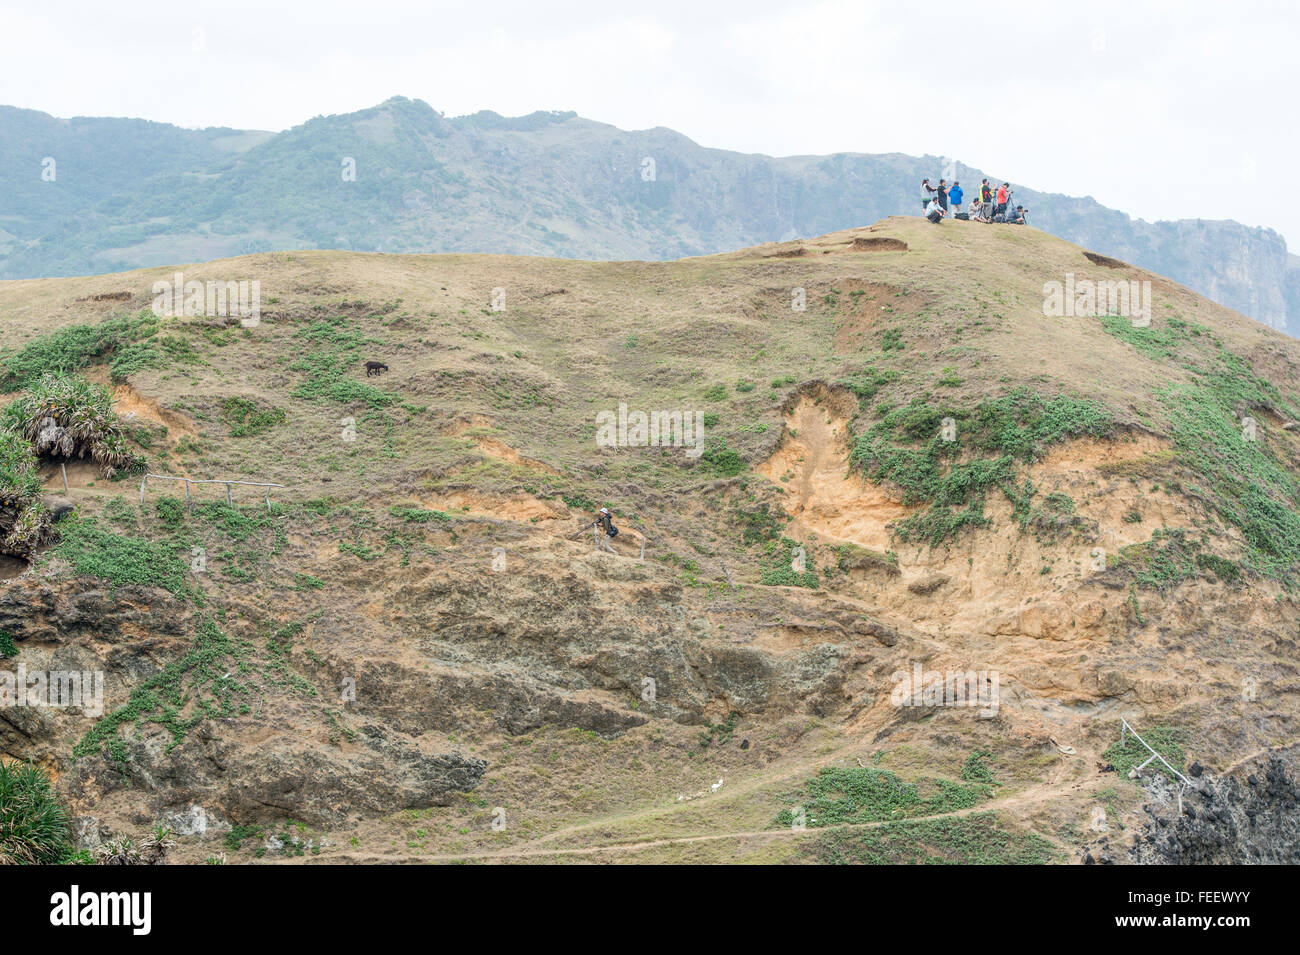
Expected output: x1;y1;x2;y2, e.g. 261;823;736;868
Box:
1126;757;1300;864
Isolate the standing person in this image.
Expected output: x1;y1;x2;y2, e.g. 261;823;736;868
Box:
980;179;994;221
949;181;964;217
591;507;619;551
995;182;1009;218
937;178;949;216
920;178;936;212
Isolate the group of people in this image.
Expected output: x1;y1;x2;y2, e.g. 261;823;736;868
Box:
920;177;1026;225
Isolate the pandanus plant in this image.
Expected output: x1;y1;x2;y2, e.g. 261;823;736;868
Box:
0;430;48;556
2;372;143;477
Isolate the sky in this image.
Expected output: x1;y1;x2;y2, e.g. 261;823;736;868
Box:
2;0;1296;248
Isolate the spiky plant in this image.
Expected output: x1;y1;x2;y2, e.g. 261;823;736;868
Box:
0;430;49;557
0;761;71;865
92;831;175;865
2;373;144;477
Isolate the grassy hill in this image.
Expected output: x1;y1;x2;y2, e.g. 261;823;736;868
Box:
2;97;1296;336
1;216;1298;864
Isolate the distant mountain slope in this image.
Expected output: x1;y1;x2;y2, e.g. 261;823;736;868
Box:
1;97;1295;335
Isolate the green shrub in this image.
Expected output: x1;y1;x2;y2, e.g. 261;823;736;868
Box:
220;397;287;437
0;312;162;393
773;766;988;828
0;430;50;555
389;506;451;524
700;441;746;477
0;762;71;864
813;812;1054;865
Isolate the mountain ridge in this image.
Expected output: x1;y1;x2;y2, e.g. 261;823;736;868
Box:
1;96;1295;336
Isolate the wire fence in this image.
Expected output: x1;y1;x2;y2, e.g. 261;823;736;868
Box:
139;473;286;512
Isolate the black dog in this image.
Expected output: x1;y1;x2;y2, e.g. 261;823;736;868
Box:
365;361;389;377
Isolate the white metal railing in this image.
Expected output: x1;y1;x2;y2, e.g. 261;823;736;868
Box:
139;473;286;512
1120;717;1191;814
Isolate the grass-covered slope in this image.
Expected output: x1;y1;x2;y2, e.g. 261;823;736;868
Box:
2;216;1298;864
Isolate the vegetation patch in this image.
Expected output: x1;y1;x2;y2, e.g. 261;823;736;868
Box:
0;311;167;392
220;396;287;437
850;388;1114;547
0;762;72;864
73;617;248;763
1100;315;1300;582
774;766;990;828
700;440;746;477
759;537;819;588
1102;724;1188;781
2;372;144;476
0;430;50;556
812;812;1055;865
52;512;196;600
389;505;452;524
290;316;394;408
733;502;786;545
838;365;900;405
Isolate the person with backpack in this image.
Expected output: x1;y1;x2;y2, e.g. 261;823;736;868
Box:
949;181;964;217
591;507;619;550
980;179;993;220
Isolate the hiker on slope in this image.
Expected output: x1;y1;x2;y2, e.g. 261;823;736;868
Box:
949;181;964;217
590;507;619;552
995;182;1009;218
980;179;994;221
937;179;949;216
925;197;945;224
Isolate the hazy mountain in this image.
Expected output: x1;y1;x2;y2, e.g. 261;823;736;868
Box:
1;96;1295;336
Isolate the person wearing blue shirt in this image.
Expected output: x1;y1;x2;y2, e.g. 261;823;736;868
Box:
949;181;964;217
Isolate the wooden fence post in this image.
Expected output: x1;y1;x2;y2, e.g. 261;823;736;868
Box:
184;480;191;508
139;473;147;505
60;462;69;493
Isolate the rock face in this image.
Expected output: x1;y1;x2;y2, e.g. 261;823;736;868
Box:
1;98;1294;335
1127;758;1300;864
0;551;892;829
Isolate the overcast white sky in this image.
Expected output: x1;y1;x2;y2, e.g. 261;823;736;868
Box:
2;0;1295;247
